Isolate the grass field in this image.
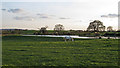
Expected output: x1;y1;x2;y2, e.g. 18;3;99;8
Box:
2;36;119;66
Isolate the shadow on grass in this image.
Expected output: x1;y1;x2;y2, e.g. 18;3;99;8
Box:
9;50;27;51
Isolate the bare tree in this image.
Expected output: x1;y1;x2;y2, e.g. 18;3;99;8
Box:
54;24;64;34
87;20;105;32
39;26;48;34
54;24;64;31
107;26;113;32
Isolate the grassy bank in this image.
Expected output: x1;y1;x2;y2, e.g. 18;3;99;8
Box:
2;30;120;37
2;36;119;66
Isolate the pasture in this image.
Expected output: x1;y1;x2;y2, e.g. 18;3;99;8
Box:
2;36;119;66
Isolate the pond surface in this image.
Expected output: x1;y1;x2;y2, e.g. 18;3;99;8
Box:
23;35;119;39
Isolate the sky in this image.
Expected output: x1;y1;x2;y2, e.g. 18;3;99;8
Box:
0;0;119;30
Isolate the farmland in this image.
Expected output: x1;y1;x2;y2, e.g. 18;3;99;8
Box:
2;36;119;67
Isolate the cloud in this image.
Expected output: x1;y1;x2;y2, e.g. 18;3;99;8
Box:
40;16;49;18
1;9;6;11
8;9;24;13
101;14;118;18
36;13;57;19
49;15;56;17
14;16;34;21
59;17;70;19
36;13;51;19
37;13;70;20
36;13;46;16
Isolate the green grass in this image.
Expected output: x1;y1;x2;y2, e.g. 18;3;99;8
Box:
2;30;120;36
2;36;119;66
20;30;36;35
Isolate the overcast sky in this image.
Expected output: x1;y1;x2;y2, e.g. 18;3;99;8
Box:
1;0;119;30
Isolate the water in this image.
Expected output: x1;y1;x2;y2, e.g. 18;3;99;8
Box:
23;35;119;39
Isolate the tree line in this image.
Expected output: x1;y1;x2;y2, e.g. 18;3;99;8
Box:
34;20;117;35
2;20;120;37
